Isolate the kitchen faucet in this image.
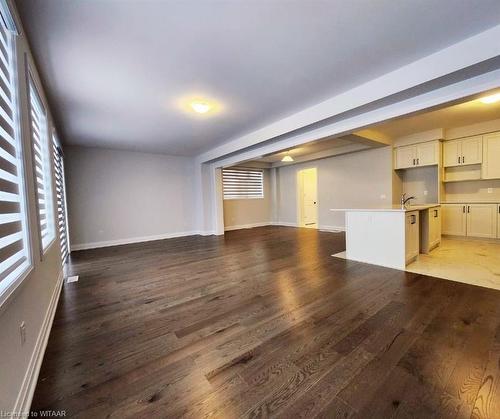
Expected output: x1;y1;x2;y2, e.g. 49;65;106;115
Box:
401;193;416;208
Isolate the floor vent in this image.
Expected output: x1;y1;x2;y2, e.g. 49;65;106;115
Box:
66;275;79;283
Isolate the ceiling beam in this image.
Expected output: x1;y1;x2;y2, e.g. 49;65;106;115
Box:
196;24;500;164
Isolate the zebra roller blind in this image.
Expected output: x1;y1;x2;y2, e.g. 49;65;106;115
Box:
222;167;264;200
29;78;55;251
52;137;68;264
0;13;30;294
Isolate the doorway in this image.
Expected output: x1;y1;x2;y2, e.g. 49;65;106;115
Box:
297;168;318;228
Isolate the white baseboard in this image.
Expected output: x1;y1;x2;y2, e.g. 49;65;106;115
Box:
71;230;202;251
224;222;272;231
272;221;298;227
13;270;64;416
319;224;345;232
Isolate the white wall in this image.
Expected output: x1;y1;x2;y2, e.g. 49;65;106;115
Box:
276;146;393;229
65;146;196;249
223;169;272;230
0;1;64;412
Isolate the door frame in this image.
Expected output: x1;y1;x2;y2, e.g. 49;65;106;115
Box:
297;167;318;228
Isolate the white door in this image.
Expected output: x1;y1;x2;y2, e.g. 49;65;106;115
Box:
298;168;318;228
443;140;461;167
482;132;500;180
441;204;466;236
416;141;438;167
466;204;497;238
461;136;482;165
395;145;416;169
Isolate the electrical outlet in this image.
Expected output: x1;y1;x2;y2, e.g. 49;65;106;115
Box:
380;194;386;200
423;190;428;196
487;188;493;194
20;321;26;346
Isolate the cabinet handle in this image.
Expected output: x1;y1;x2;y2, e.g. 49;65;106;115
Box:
463;205;465;213
413;158;415;165
411;214;416;224
417;158;419;165
462;156;465;164
434;209;438;218
458;156;460;164
467;205;470;213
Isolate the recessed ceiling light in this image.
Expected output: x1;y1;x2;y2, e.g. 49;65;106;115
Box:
479;93;500;104
190;101;211;113
281;154;294;162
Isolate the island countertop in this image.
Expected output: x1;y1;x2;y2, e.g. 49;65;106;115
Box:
329;204;440;213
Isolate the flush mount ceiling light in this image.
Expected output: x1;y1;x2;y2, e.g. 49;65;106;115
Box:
479;93;500;104
190;101;211;114
281;153;294;162
177;96;223;116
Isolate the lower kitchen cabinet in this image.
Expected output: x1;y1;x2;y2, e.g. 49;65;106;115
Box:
428;207;441;249
466;204;497;238
442;204;467;236
442;203;498;238
405;211;419;263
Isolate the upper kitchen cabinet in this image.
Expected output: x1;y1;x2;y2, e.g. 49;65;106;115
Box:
394;140;439;169
443;135;482;167
482;132;500;180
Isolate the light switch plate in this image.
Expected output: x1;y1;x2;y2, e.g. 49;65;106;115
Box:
423;190;428;196
487;188;493;194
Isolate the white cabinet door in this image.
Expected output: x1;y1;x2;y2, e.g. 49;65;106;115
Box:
442;204;466;236
395;145;416;169
443;140;461;167
467;204;497;238
429;207;441;248
498;205;500;239
482;132;500;180
461;136;482;165
405;211;419;263
416;141;439;167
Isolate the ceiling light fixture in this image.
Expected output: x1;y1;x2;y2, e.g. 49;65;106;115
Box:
479;93;500;104
281;153;294;162
190;101;211;113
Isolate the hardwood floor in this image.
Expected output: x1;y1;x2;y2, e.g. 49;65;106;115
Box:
31;226;500;418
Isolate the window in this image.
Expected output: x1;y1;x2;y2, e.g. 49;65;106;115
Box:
52;135;69;264
0;8;31;301
222;167;264;200
29;78;55;251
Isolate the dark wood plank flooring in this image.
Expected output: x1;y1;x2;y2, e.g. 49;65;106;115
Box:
32;226;500;418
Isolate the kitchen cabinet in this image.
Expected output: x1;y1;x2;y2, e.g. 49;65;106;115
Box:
405;211;419;263
420;206;441;253
428;207;441;249
442;204;467;236
482;132;500;180
443;136;482;167
498;205;500;239
394;140;439;169
466;204;497;238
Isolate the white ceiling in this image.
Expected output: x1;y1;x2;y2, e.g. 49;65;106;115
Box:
257;137;356;163
371;95;500;138
16;0;500;156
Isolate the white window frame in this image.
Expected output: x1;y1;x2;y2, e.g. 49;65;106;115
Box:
0;2;32;307
28;72;55;255
222;167;264;200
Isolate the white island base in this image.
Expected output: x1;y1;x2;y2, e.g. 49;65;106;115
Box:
332;205;440;270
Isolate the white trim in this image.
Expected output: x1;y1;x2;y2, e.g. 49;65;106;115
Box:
319;225;345;232
71;230;203;251
224;222;272;231
13;270;64;416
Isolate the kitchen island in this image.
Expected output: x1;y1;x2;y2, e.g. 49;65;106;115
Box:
331;204;441;270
